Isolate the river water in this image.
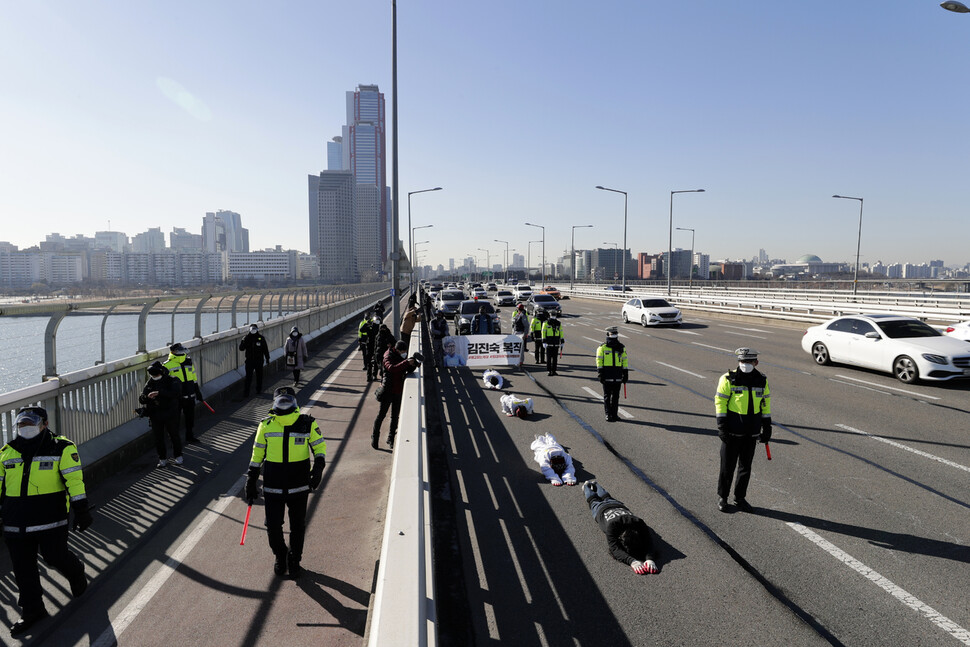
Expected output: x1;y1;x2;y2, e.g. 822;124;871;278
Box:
0;311;274;395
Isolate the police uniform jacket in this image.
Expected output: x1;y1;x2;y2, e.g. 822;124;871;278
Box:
250;411;327;497
239;332;270;367
596;340;629;383
530;314;546;339
714;368;771;438
164;353;204;399
541;319;563;346
0;431;87;534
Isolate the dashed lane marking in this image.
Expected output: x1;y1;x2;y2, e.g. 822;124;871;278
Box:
692;342;735;353
655;361;707;379
835;423;970;473
581;385;634;418
788;523;970;646
723;330;767;340
834;375;940;400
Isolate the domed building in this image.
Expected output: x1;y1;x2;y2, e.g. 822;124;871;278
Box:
769;254;845;278
796;254;823;264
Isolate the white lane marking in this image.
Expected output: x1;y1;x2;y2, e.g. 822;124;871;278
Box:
693;342;734;353
836;423;970;474
582;336;602;344
721;324;771;333
834;375;940;400
788;523;970;645
723;330;767;340
672;329;701;335
656;361;707;379
93;476;245;647
582;386;635;419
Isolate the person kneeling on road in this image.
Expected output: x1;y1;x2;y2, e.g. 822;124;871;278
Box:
500;393;534;418
482;369;504;390
530;433;577;486
583;480;659;575
246;387;327;578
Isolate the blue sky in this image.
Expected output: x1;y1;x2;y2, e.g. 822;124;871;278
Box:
1;1;968;270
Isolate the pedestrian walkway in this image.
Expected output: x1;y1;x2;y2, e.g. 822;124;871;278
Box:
0;325;394;647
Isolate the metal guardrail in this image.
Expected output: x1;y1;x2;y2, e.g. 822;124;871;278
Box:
0;290;387;446
562;285;970;326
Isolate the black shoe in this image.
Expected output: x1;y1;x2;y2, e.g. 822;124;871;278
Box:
274;554;287;576
386;435;395;449
288;554;302;579
717;497;729;512
734;498;754;513
371;434;379;450
186;435;199;444
10;609;48;636
70;571;88;598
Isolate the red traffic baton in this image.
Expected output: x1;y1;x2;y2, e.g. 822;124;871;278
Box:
203;400;215;414
623;383;627;399
765;443;772;460
240;505;252;545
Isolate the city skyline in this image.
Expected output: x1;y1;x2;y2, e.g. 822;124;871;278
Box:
2;3;969;269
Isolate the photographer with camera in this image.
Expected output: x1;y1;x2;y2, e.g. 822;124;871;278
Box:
371;340;421;450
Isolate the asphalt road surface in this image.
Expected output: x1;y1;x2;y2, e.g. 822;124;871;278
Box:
436;297;970;647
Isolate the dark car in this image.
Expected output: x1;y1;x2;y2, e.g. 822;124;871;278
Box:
456;300;502;335
605;285;633;292
525;294;562;317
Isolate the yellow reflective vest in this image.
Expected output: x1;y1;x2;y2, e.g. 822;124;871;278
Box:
250;411;326;496
715;369;771;437
164;353;201;398
0;431;87;533
596;342;628;382
541;319;563;346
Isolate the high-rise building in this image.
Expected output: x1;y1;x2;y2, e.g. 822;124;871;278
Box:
202;213;228;253
327;136;344;171
205;210;249;253
309;171;358;283
170;227;203;251
343;85;387;273
131;227;166;253
95;231;128;253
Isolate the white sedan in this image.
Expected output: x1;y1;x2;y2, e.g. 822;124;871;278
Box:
943;320;970;342
620;297;682;327
801;314;970;383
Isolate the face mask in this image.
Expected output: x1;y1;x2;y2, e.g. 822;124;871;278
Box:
150;374;162;381
17;425;41;439
738;362;754;374
250;327;258;334
290;332;298;338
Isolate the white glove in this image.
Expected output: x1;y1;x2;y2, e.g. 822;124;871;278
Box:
543;343;549;349
644;559;658;574
550;478;563;487
563;476;577;486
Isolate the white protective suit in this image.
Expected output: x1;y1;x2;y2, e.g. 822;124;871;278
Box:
482;369;504;390
530;433;577;486
500;393;534;417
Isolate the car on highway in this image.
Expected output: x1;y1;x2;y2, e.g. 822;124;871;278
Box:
620;297;682;327
435;289;466;316
525;294;562;317
470;286;488;300
539;286;562;299
943;320;970;342
801;314;970;383
513;285;533;301
605;285;632;292
456;300;502;335
486;282;498;292
493;290;516;307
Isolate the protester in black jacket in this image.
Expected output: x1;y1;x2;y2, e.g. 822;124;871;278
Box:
239;323;270;397
583;480;658;574
140;361;183;467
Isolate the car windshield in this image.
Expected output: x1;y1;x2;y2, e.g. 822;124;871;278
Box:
440;291;464;301
642;299;672;308
533;295;555;302
876;319;942;339
460;302;496;315
497;291;512;296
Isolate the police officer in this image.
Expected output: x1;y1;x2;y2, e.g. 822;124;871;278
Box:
1;406;92;636
358;310;374;370
141;360;183;467
541;311;564;376
239;323;270;398
715;348;772;513
597;327;629;422
246;387;327;578
164;342;204;444
530;309;548;365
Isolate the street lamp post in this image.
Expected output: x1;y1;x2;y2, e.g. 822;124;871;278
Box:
942;1;970;12
595;186;628;292
603;242;618;283
477;248;491;283
668;189;705;296
411;223;433;290
675;227;695;289
570;225;593;290
832;194;865;297
527;240;541;283
407;187;442;290
524;223;545;285
494;239;510;284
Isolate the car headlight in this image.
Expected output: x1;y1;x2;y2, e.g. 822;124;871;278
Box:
921;353;949;365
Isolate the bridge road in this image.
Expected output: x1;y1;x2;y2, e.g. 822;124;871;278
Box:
1;321;392;647
435;297;970;646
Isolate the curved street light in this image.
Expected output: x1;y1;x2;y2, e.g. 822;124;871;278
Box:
527;240;542;283
494;239;510;284
595;186;628;291
833;194;865;297
524;223;545;284
942;1;970;12
668;189;705;295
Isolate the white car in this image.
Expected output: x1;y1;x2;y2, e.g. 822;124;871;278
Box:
943;320;970;342
801;314;970;383
493;290;516;306
621;297;682;327
513;285;533;301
